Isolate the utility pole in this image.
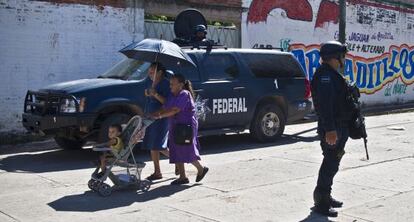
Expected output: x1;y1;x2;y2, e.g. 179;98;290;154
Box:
339;0;346;44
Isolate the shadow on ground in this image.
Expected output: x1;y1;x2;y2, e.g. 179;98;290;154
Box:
0;127;318;173
0;148;149;173
300;211;333;222
48;184;199;212
198;126;318;156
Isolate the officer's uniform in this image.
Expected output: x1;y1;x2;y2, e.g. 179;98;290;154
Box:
311;62;353;213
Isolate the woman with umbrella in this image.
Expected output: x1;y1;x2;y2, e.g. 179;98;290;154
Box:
120;38;199;181
142;62;171;180
153;74;209;185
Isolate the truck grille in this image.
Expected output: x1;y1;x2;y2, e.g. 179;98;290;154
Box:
24;91;76;115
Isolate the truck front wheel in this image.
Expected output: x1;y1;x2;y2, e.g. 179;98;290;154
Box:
54;136;86;150
250;104;286;142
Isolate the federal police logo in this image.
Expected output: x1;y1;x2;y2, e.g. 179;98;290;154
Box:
321;76;331;83
195;95;211;121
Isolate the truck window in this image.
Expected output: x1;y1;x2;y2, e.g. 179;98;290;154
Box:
241;53;304;78
100;58;150;80
201;54;239;80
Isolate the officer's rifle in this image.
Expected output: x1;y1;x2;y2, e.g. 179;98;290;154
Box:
348;83;369;160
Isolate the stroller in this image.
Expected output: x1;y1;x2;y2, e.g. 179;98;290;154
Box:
88;115;153;197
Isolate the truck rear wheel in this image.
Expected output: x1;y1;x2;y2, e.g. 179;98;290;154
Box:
98;113;132;143
54;136;86;150
250;104;286;142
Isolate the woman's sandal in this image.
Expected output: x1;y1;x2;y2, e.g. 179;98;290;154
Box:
196;167;209;182
146;173;162;181
170;178;189;185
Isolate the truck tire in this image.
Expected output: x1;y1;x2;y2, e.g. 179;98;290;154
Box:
250;104;286;142
54;136;86;150
98;113;132;143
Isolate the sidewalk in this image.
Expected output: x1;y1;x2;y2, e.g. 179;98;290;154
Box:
0;112;413;221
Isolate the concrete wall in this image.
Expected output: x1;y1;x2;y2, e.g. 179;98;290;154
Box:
0;0;144;133
242;0;414;108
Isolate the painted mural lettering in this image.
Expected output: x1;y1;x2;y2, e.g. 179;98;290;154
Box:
356;5;375;25
356;4;397;25
372;32;394;41
279;38;291;52
336;31;396;45
290;44;414;94
384;79;407;96
347;43;385;54
408;15;414;30
348;32;370;43
376;7;397;24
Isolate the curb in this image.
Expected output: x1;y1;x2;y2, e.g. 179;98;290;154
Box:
1;105;414;146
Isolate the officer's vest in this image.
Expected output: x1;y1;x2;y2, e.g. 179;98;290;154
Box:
311;64;354;122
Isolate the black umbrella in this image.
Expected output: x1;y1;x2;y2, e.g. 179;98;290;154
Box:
119;38;196;68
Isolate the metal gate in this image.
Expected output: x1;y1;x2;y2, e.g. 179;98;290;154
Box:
144;20;241;48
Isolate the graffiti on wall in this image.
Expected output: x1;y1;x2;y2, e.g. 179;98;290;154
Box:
247;0;339;28
384;79;408;97
244;0;414;102
246;0;414;28
356;4;397;25
334;30;394;55
290;44;414;94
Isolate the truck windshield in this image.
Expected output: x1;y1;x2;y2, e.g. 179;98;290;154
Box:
99;58;150;81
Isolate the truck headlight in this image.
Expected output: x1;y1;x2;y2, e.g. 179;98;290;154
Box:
60;98;77;113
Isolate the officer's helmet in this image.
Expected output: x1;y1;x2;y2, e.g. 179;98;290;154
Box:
195;24;207;34
319;41;347;60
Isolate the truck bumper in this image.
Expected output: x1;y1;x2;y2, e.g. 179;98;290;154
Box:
287;100;313;123
22;113;96;133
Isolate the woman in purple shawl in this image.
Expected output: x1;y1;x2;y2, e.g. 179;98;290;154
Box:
153;74;209;185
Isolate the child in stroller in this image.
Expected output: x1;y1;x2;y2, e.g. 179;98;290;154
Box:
92;124;124;178
88;115;153;196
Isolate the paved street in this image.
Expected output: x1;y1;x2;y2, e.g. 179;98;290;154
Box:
1;112;414;222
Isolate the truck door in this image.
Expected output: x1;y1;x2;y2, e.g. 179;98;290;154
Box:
169;53;206;129
196;52;248;129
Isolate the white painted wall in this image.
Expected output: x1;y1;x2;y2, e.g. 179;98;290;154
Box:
0;0;144;132
242;0;414;108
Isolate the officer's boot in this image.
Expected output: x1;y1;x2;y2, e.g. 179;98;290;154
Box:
313;189;338;217
330;196;343;208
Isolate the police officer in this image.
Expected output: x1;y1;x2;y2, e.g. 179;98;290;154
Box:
191;24;207;43
311;41;352;217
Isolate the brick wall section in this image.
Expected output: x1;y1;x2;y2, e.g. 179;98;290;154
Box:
0;0;144;132
185;0;241;8
37;0;243;9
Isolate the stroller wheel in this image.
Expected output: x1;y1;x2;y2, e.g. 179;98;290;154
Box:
88;179;98;191
139;179;151;192
130;175;138;182
98;183;112;197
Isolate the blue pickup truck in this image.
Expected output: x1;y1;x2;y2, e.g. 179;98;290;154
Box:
22;46;312;149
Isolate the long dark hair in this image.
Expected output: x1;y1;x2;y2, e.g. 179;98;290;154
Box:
172;74;195;99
